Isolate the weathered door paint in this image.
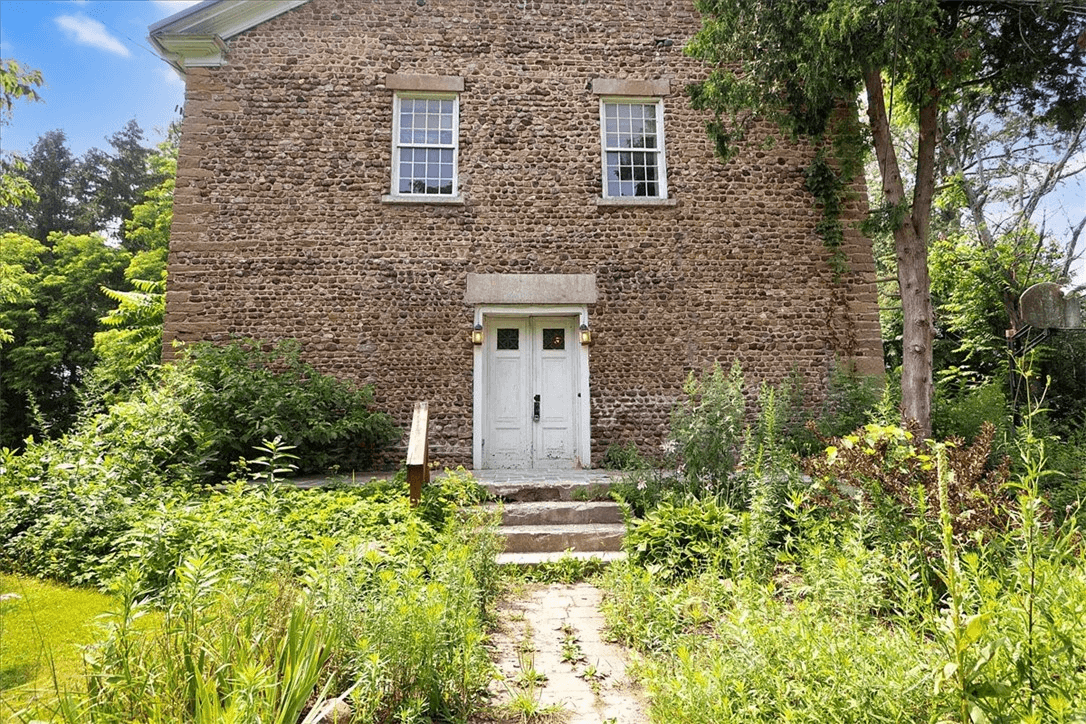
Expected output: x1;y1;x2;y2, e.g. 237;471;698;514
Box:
483;316;577;469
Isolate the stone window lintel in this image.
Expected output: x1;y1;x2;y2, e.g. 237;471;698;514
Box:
591;78;670;97
385;74;465;93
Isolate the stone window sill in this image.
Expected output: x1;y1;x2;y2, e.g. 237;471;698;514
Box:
381;194;465;205
595;196;677;207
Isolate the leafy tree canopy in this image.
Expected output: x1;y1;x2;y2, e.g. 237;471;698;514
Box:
687;0;1086;434
0;232;128;447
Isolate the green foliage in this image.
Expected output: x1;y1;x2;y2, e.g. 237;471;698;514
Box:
604;444;1086;722
506;553;609;584
802;151;848;275
601;441;646;471
670;361;746;496
3;474;500;723
933;378;1011;445
91;278;166;390
0;58;42;123
0;232;129;446
1;319;490;724
123;125;177;256
624;500;739;582
807;422;1013;544
178;338;399;477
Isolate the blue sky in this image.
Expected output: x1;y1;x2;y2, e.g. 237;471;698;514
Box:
0;0;199;157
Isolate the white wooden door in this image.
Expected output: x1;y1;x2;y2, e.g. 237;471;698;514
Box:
483;316;577;469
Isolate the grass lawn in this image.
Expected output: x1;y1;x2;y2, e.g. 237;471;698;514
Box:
0;574;114;721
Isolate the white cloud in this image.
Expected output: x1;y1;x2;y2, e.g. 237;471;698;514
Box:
55;14;130;57
151;1;204;11
160;66;185;88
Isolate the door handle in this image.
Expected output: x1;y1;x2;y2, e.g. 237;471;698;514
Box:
533;394;540;422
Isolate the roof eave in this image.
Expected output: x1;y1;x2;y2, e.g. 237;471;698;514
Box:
148;0;311;71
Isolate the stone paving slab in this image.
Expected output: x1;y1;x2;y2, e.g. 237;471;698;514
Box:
479;583;647;724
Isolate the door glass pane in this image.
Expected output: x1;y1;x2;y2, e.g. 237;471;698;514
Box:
542;328;565;350
497;328;519;350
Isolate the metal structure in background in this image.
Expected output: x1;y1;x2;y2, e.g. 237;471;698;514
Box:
1008;283;1086;416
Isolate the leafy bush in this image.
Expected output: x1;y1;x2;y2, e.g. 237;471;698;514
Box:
670;361;747;490
601;440;647;470
805;422;1013;544
624;499;739;581
178;339;399;477
933;378;1011;445
8;470;501;724
53;503;501;724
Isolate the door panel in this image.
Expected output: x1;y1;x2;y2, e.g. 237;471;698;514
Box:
534;319;576;468
483;319;530;468
482;315;577;469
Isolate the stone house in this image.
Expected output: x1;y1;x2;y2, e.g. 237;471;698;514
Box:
150;0;883;470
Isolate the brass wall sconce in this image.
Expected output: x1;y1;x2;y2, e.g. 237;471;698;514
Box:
471;324;484;345
579;324;592;345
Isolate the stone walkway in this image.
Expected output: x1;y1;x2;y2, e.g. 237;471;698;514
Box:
478;583;648;724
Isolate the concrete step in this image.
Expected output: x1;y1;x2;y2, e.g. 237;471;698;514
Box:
500;522;625;554
495;551;627;566
487;501;623;526
483;480;617;502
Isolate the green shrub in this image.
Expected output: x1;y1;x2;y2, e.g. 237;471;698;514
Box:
670;361;746;490
601;440;647;470
805;422;1013;545
178;339;399;478
624;499;739;581
933;378;1012;445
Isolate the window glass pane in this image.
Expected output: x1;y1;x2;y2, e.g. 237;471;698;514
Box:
602;101;662;197
542;329;565;350
497;328;519;350
394;94;457;195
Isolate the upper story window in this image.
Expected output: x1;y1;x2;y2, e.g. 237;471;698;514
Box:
392;93;458;197
591;79;672;206
600;98;667;199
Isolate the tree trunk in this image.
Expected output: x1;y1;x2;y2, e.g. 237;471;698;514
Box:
864;68;935;436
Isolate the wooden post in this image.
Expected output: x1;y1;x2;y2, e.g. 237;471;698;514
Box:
406;401;429;507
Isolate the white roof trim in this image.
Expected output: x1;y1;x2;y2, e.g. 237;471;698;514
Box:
149;0;311;71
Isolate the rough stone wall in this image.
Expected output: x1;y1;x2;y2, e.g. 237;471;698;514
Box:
167;0;883;467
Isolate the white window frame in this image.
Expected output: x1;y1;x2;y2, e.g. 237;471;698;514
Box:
599;96;668;200
390;91;460;200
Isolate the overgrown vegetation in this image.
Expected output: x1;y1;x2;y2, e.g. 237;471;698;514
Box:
604;359;1086;722
2;449;500;723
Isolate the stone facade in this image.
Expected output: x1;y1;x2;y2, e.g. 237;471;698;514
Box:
160;0;882;467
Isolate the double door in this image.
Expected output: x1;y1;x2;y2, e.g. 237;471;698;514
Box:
482;315;578;469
